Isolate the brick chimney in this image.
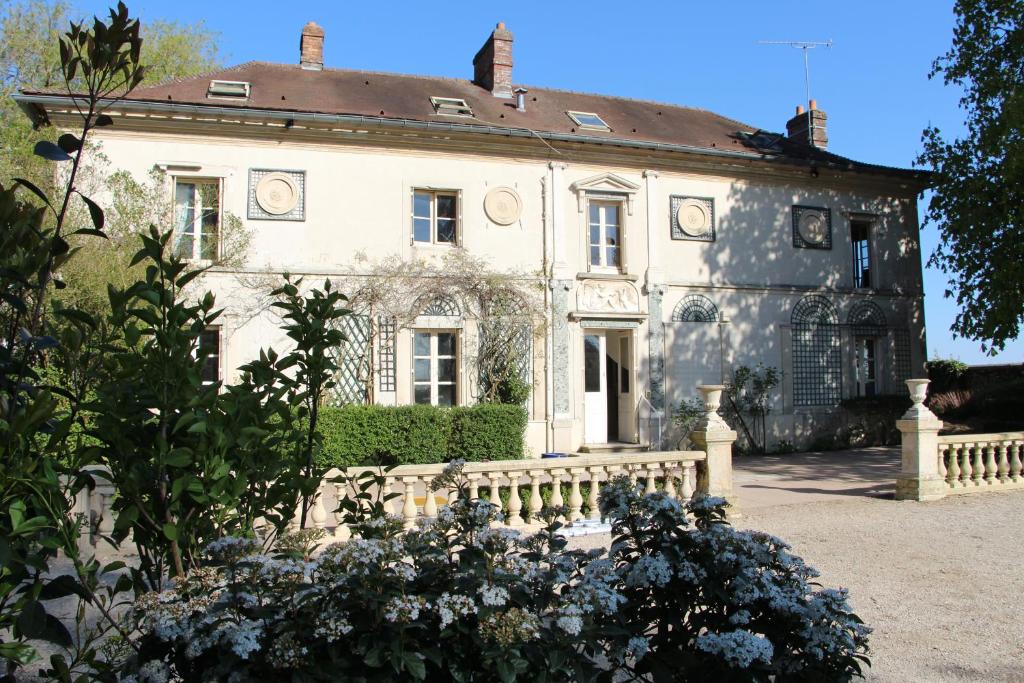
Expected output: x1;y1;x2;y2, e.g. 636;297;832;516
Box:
473;22;514;98
300;21;324;71
785;100;828;149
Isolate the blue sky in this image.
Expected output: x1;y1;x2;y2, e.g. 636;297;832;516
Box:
79;0;1022;364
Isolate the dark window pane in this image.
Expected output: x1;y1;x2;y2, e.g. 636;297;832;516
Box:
437;385;455;406
606;246;620;268
605;224;619;246
199;329;219;383
174;235;194;260
414;332;430;356
200;227;218;260
414;358;431;382
589;224;599;245
584;335;600;392
589;202;600;224
590;246;601;265
414;385;431;404
604;204;619;226
436;195;456;219
438;359;455;382
436;218;456;243
437;333;455;356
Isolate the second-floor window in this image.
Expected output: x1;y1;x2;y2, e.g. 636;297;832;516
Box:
588;200;622;270
174;178;221;261
851;220;872;289
413;190;458;245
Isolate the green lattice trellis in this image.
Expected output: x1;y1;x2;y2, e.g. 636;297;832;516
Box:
328;314;371;405
478;318;532;398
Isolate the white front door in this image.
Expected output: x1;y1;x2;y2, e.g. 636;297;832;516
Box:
584;333;607;444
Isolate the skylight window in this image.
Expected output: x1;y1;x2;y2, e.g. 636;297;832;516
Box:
430;96;474;117
567;111;610;131
207;80;250;99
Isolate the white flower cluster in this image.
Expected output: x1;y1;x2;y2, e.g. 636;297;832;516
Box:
384;595;426;623
555;604;584;636
435;592;477;628
695;629;775;668
478;584;509;607
624;553;673;588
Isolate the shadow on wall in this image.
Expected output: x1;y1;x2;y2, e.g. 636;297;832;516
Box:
663;175;926;452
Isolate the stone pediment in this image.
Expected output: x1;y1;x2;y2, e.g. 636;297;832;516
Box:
575;279;641;315
569;173;641;214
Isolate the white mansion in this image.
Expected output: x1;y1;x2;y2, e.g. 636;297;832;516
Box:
18;21;930;455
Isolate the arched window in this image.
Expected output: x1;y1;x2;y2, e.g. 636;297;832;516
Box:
671;295;719;323
791;295;841;406
418;294;461;317
847;301;886;333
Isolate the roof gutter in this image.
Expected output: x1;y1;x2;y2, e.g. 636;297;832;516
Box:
13;93;930;183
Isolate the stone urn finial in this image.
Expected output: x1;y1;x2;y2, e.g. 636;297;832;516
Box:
902;378;938;420
696;384;730;431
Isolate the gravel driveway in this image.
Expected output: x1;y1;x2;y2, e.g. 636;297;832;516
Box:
573;448;1024;682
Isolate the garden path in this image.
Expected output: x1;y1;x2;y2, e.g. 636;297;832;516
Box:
574;447;1024;682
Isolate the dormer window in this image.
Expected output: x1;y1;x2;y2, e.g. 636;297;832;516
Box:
567;111;610;131
207;80;250;99
430;96;473;117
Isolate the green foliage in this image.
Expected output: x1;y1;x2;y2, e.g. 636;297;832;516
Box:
316;403;527;467
449;403;527;462
0;3;147;676
926;357;970;392
672;396;705;448
918;0;1024;353
316;404;451;468
723;364;780;454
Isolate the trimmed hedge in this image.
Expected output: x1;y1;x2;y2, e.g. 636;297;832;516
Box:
316;403;526;468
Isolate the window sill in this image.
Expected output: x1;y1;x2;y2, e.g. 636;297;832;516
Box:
577;271;638;282
412;241;460;249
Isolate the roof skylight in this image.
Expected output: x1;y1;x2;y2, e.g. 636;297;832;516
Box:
567;110;610;131
207;80;250;99
430;96;474;117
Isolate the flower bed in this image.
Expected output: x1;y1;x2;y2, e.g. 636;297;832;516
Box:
120;467;870;681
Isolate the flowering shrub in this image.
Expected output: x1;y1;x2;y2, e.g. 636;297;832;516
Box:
119;464;869;682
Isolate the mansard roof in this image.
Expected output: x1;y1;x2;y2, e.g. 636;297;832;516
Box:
19;60;928;183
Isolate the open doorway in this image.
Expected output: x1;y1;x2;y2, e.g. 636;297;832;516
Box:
583;329;636;445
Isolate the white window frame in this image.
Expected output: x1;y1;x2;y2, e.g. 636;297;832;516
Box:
198;326;222;385
587;197;624;272
411;189;461;246
851;219;873;290
854;336;877;398
429;96;474;117
173;177;222;263
412;330;459;406
567;110;610;131
207;80;250;99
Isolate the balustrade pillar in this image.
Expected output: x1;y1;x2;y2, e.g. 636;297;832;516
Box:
527;471;543;524
587;467;602;520
895;379;947;501
549;469;566;521
1011;443;1023;482
690;384;740;517
506;472;524;527
568;469;584;521
662;463;677;499
401;477;418;529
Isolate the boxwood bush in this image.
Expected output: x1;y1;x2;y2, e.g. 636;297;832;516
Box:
317;404;526;468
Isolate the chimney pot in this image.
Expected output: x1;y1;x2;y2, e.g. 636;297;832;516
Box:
785;101;828;150
796;104;805;115
473;22;514;98
300;21;325;71
514;87;528;112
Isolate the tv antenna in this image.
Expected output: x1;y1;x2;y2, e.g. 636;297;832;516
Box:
759;40;832;146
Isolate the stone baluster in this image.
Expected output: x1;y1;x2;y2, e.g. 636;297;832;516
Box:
423;483;439;519
401;477;418;529
959;446;972;487
289;500;304;532
527;470;543;524
644;465;658;496
1010;442;1023;482
983;443;998;485
945;445;960;488
895;379;946;501
681;463;695;500
489;474;503;522
662;462;678;499
506;471;524;527
937;447;947;484
448;489;459;505
549;469;566;521
467;474;481;501
587;467;602;520
311;490;328;530
627;465;639;487
971;443;984;486
996;444;1010;483
332;484;350;541
568;469;584;522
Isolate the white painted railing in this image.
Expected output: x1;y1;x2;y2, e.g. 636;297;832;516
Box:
74;451;709;547
301;451;707;540
937;433;1024;493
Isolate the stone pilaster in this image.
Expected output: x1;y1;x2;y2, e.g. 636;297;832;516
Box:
550;279;573;451
895;379;947;501
646;283;666;415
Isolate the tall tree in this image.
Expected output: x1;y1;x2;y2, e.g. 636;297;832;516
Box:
919;0;1024;353
0;0;222;187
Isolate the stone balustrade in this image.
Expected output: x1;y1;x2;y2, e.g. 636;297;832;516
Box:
301;450;707;540
896;378;1024;501
936;433;1024;493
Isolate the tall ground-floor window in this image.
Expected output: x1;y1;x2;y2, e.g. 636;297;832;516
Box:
854;337;877;397
413;330;457;406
